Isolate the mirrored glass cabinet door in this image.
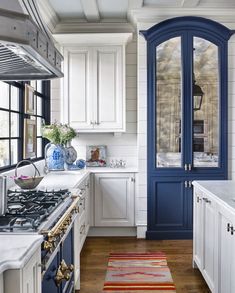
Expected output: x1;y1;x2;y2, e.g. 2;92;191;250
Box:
141;17;232;239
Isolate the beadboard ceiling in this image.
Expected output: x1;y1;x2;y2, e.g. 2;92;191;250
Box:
47;0;235;21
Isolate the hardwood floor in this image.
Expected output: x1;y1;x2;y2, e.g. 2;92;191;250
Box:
78;237;210;293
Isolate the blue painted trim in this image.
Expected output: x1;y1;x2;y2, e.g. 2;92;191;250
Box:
140;16;233;42
142;16;233;239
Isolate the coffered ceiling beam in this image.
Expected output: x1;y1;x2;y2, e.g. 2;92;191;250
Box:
181;0;201;7
81;0;100;22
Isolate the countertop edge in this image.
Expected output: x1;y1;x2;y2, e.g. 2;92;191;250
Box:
0;235;43;274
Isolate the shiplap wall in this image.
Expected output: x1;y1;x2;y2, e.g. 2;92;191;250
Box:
136;19;235;238
51;36;138;167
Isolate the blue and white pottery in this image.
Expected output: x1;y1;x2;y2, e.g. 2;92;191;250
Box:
64;142;77;165
76;159;86;169
45;143;65;171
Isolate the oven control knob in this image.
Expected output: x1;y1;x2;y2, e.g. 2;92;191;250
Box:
43;241;53;252
55;268;70;286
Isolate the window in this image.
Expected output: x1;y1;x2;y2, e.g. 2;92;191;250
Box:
0;80;50;170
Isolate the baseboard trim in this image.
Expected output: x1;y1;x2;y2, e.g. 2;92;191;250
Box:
146;230;193;240
136;225;147;239
88;227;137;237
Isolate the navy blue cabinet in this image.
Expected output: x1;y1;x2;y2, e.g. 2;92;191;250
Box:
141;17;232;239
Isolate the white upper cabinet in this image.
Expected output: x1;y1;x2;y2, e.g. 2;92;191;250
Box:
59;33;132;132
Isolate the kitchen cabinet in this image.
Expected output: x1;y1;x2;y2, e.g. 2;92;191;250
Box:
63;43;127;132
94;173;135;226
217;204;235;293
141;17;230;239
73;175;90;290
4;248;41;293
193;188;216;292
193;181;235;293
148;178;193;239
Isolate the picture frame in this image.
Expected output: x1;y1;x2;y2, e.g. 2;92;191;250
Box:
25;84;35;115
86;145;107;167
23;118;36;159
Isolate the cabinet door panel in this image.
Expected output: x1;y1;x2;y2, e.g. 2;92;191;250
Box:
147;179;192;239
217;206;233;293
193;190;203;269
65;47;93;129
94;173;134;226
94;46;123;130
202;195;216;291
23;250;41;293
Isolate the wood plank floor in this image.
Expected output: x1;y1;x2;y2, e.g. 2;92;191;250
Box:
78;237;210;293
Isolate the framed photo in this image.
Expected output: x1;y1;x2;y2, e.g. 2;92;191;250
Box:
25;84;35;114
86;145;107;167
23;118;36;159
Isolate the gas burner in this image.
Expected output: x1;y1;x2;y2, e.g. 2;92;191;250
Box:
0;188;71;232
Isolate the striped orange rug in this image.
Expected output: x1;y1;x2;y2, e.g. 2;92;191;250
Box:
103;252;176;292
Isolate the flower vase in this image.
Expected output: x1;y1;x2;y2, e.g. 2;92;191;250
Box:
45;143;65;171
64;141;77;166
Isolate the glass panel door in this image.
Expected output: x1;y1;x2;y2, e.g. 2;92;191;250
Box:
193;37;219;167
156;37;182;168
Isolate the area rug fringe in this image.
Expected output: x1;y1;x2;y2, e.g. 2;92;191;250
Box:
103;252;176;292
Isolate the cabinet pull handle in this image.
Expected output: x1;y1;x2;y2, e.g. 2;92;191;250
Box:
131;177;135;182
197;196;201;203
188;181;192;188
231;226;234;235
228;223;231;232
184;164;188;171
184;181;188;188
90;120;94;125
188;164;192;171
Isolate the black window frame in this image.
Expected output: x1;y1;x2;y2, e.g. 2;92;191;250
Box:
0;80;51;172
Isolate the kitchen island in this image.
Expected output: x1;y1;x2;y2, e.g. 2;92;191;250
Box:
0;234;43;293
193;180;235;293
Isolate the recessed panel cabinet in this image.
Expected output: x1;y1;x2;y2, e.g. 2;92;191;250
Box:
94;173;135;226
193;183;235;293
63;45;125;132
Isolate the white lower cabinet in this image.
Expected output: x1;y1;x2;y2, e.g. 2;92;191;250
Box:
73;175;90;291
217;204;235;293
94;173;135;226
4;248;41;293
193;189;216;292
193;184;235;293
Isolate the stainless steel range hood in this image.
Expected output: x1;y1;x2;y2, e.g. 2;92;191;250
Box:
0;0;63;80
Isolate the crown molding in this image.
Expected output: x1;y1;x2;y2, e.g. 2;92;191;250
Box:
37;0;60;33
53;20;135;34
130;7;235;24
53;32;133;46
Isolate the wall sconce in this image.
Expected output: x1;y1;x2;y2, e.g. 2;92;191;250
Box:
193;78;204;111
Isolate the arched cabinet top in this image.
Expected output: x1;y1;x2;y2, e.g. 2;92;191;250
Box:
140;16;233;43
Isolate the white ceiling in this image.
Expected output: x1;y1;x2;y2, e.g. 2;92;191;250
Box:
47;0;235;21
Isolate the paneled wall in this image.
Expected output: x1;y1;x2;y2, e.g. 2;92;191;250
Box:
51;36;138;167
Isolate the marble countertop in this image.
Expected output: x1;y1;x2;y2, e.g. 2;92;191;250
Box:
37;167;138;190
193;180;235;211
0;234;43;274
